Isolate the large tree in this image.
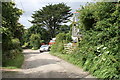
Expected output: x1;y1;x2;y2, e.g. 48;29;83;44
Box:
22;25;50;48
31;3;72;38
2;2;23;36
2;2;24;45
1;2;24;66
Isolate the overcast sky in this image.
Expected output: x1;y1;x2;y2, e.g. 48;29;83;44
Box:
14;0;95;29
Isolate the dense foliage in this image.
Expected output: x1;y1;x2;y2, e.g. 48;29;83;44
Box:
30;34;41;50
22;25;50;49
51;2;120;79
22;24;72;49
51;33;72;54
2;2;24;68
57;25;71;34
31;3;72;38
76;2;120;78
23;3;72;49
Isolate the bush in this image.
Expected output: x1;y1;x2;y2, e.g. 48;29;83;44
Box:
30;34;41;50
51;33;67;54
56;33;66;43
2;38;24;68
3;50;24;68
11;38;22;51
2;38;22;59
66;33;72;42
51;41;65;54
76;2;120;78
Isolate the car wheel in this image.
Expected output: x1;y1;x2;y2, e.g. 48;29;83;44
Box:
40;50;42;53
48;49;50;51
48;48;50;51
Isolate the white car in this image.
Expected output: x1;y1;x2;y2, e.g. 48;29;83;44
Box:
39;45;50;52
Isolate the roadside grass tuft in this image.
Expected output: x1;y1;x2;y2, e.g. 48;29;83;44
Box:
50;52;82;68
3;53;24;69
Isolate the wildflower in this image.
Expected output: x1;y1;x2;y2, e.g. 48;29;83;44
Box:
100;45;104;48
97;47;100;50
97;50;100;52
103;47;107;50
102;58;106;61
98;54;102;56
97;45;104;50
105;51;109;54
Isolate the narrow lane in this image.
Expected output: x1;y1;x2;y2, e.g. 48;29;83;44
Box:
2;49;95;78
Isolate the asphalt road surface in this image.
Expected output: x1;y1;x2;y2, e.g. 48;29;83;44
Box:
2;49;96;78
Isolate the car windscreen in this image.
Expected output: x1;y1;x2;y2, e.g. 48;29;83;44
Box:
41;45;48;47
50;40;55;42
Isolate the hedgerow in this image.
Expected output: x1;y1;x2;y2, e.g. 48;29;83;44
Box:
51;33;67;54
76;2;120;78
51;2;120;79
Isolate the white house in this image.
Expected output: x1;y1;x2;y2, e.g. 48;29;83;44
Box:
72;12;82;42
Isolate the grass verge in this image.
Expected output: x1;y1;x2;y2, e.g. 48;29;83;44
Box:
3;53;24;69
50;52;82;68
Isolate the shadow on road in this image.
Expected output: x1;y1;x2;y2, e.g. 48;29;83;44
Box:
2;69;84;78
22;59;58;69
2;49;96;78
23;52;40;54
23;51;49;54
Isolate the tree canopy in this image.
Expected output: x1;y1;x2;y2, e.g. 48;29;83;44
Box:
31;3;73;38
2;2;24;67
30;34;41;50
22;25;50;48
2;2;24;36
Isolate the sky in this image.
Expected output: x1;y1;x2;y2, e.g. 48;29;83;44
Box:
14;0;95;29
